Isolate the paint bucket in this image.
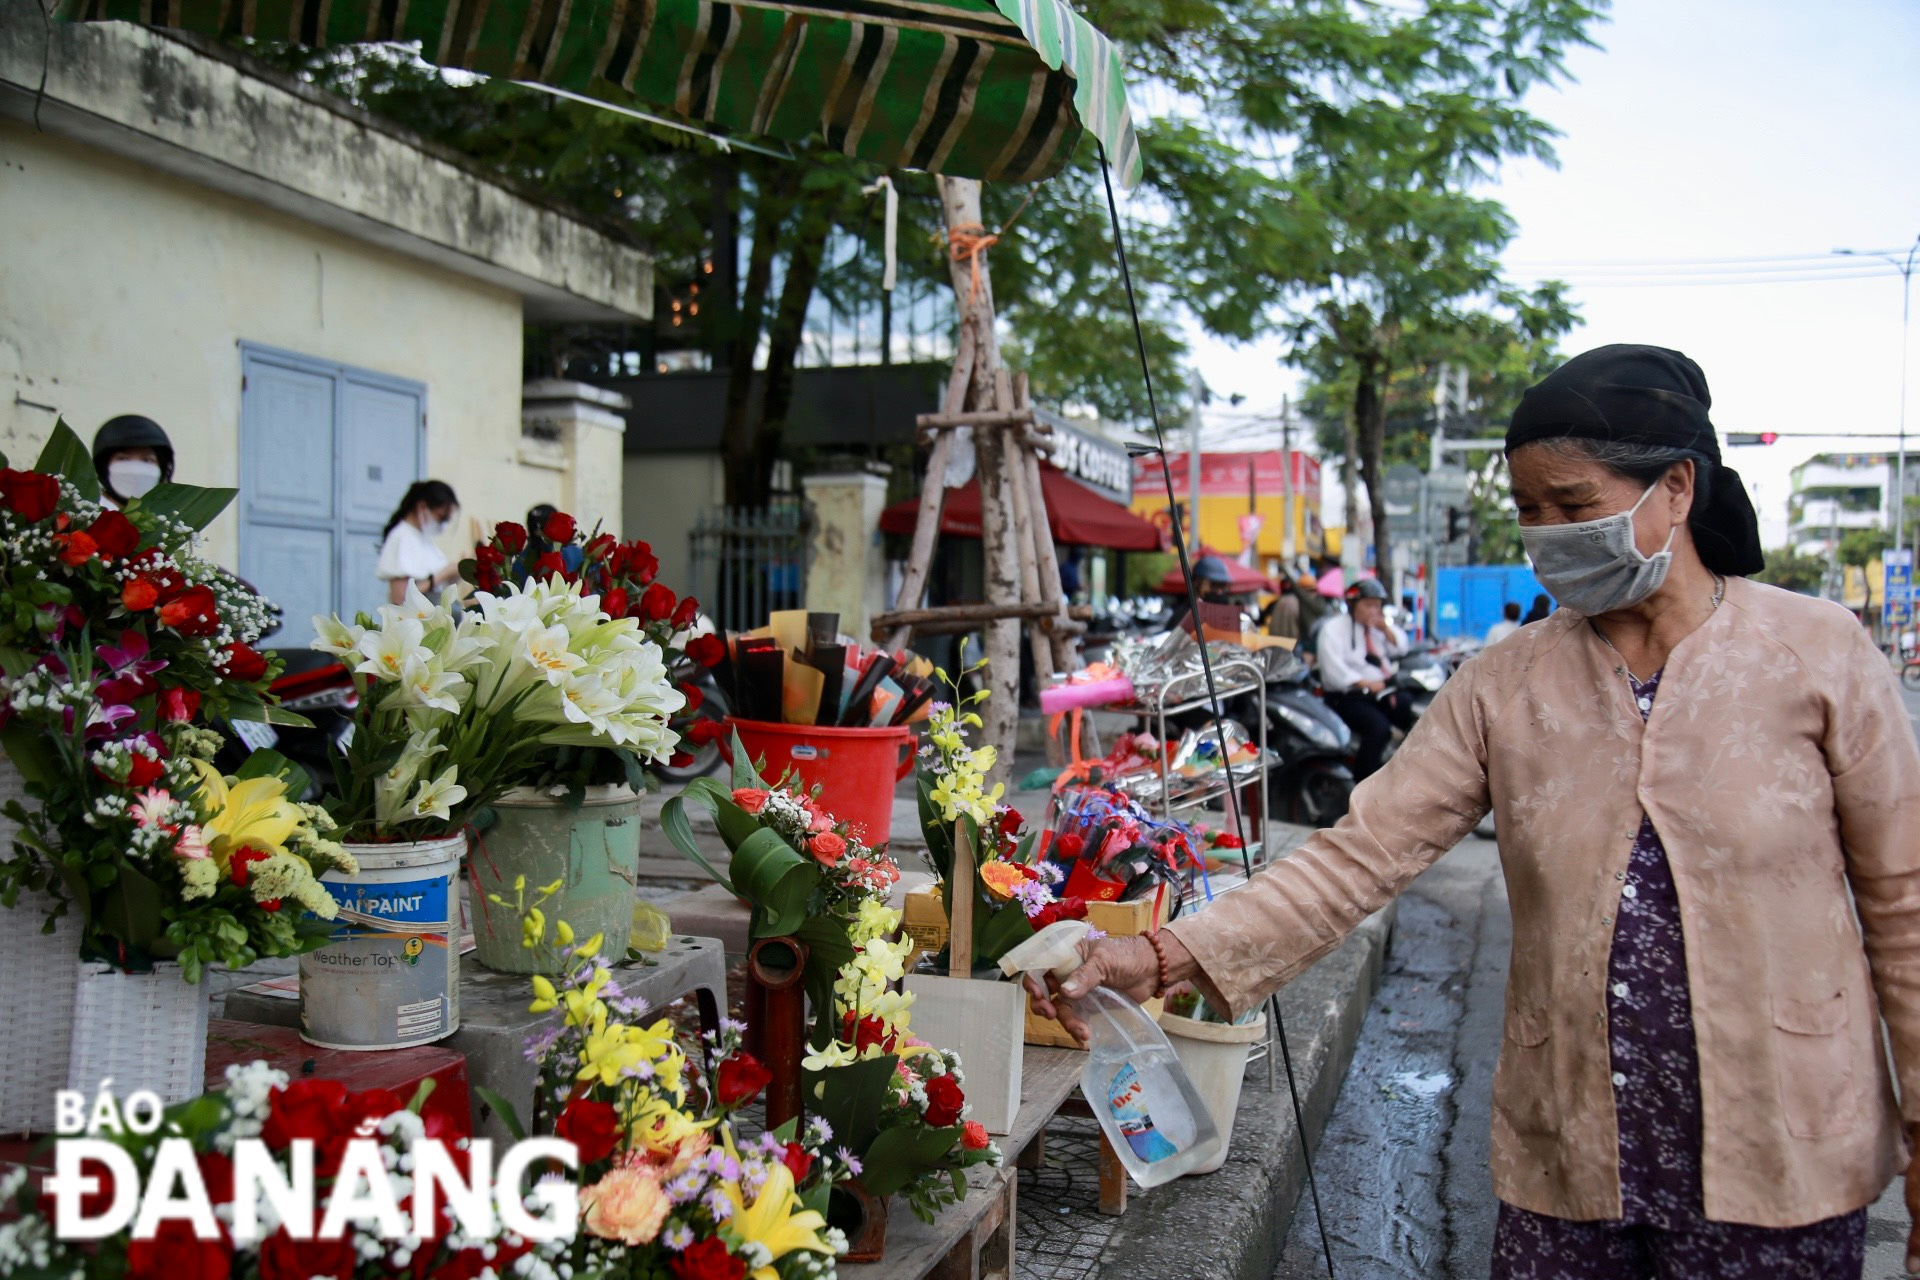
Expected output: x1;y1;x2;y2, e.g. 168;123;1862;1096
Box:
468;786;643;974
724;718;914;847
1159;1007;1267;1175
299;833;464;1050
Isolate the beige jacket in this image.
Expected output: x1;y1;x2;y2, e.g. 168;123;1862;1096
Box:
1167;577;1920;1226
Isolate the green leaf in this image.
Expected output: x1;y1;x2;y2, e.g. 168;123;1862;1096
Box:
729;728;766;791
0;720;61;788
406;1078;438;1114
975;899;1036;969
472;1086;527;1141
129;483;236;537
731;826;818;939
98;860;167;949
794;914;855;1048
233;747;313;800
860;1124;961;1197
261;705;315;728
33;421;98;501
659;794;733;894
802;1053;896;1157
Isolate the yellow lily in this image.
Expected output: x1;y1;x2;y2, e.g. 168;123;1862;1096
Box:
192;760;301;864
722;1161;832;1279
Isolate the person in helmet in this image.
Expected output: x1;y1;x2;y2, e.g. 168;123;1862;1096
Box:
92;415;175;508
1317;576;1415;779
1168;555;1246;636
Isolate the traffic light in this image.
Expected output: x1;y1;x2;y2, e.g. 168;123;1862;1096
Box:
1726;432;1779;445
1446;505;1464;542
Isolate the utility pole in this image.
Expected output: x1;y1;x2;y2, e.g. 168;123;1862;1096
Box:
1188;374;1205;550
1834;234;1919;558
1280;397;1296;562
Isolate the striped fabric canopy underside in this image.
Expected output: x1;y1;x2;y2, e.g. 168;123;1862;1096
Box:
62;0;1142;187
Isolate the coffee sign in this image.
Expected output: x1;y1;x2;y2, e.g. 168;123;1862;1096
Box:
1037;410;1133;501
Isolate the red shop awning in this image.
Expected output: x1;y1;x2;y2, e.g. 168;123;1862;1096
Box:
879;463;1164;551
1154;547;1271;595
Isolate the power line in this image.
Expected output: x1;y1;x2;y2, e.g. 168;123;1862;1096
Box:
1508;249;1906;268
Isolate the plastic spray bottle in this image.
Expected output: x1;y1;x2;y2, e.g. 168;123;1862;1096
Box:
1001;919;1222;1185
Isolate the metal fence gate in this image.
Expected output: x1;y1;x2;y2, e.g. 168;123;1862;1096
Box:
688;503;814;634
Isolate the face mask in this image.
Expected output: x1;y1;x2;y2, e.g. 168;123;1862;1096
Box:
421;515;448;538
108;459;162;500
1519;483;1676;616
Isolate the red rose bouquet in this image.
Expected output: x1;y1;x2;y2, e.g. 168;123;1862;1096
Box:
461;514;724;792
0;422;346;977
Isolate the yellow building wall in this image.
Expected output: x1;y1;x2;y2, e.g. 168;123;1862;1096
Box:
1129;493;1321;560
0;121;578;571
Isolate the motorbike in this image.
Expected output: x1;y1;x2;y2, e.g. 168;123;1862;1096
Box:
215;649;357;799
1260;647;1358;827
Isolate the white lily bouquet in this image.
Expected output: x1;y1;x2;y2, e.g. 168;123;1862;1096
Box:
314;578;686;840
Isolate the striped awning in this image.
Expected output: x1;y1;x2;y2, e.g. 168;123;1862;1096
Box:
60;0;1142;187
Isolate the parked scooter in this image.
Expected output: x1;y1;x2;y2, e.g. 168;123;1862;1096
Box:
1261;648;1357;827
214;649;357;798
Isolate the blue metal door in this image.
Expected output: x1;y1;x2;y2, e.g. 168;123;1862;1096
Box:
239;345;424;649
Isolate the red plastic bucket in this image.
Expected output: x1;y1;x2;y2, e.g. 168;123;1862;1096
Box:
723;717;916;846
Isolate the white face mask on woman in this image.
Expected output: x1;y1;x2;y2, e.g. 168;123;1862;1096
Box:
421;514;448;539
1519;482;1676;616
108;459;163;500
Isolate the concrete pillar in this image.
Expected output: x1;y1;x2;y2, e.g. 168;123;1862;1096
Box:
521;379;629;537
802;465;892;641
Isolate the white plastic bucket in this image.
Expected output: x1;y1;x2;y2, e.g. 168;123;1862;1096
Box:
1160;1007;1267;1175
300;833;464;1050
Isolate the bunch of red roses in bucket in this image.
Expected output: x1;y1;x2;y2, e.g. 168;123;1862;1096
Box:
0;422;337;976
461;514;725;791
510;912;853;1280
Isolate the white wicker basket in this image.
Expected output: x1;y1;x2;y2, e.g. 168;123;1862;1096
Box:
67;962;210;1105
0;755;84;1134
0;887;85;1132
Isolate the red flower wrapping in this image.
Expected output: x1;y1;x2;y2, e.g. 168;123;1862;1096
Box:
716;1053;773;1107
554;1097;620;1163
157;584;220;636
542;511;576;542
685;633;726;667
220;642;268;683
669;1237;746;1280
923;1072;965;1128
258;1228;354;1280
125;1219;231;1280
494;521;528;554
0;469;59;522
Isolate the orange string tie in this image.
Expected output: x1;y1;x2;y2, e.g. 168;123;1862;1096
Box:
948;223;1000;303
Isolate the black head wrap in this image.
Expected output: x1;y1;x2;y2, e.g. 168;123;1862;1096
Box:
1505;344;1764;576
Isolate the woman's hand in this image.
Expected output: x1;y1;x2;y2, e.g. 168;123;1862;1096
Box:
1021;935;1167;1044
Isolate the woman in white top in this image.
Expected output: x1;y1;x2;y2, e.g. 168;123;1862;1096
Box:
376;480;461;605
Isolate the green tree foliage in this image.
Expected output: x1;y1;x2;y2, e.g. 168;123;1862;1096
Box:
1756;546;1829;595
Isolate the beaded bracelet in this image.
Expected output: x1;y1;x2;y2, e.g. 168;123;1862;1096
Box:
1144;930;1172;999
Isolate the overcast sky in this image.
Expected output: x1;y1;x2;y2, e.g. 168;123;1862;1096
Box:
1181;0;1920;548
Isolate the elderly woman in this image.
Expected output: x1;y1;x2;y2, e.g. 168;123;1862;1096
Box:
1032;345;1920;1278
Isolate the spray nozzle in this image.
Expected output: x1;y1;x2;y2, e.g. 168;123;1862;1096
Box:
999;919;1094;982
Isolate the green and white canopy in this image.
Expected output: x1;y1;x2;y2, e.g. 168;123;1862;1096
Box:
62;0;1142;186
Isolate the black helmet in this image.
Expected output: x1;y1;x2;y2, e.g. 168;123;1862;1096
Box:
93;416;175;502
1346;577;1389;603
1193;556;1234;586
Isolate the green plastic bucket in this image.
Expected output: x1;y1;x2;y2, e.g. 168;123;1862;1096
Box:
469;786;643;974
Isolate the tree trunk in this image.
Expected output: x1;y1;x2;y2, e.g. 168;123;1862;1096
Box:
1354;355;1393;585
720;167;793;507
754;200;836;478
938;176;1017;788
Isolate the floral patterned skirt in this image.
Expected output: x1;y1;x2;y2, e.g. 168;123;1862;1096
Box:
1490;1202;1865;1279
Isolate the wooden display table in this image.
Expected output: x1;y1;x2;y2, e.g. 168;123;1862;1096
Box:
223;936;727;1141
840;1046;1082;1280
203;1020;473;1136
